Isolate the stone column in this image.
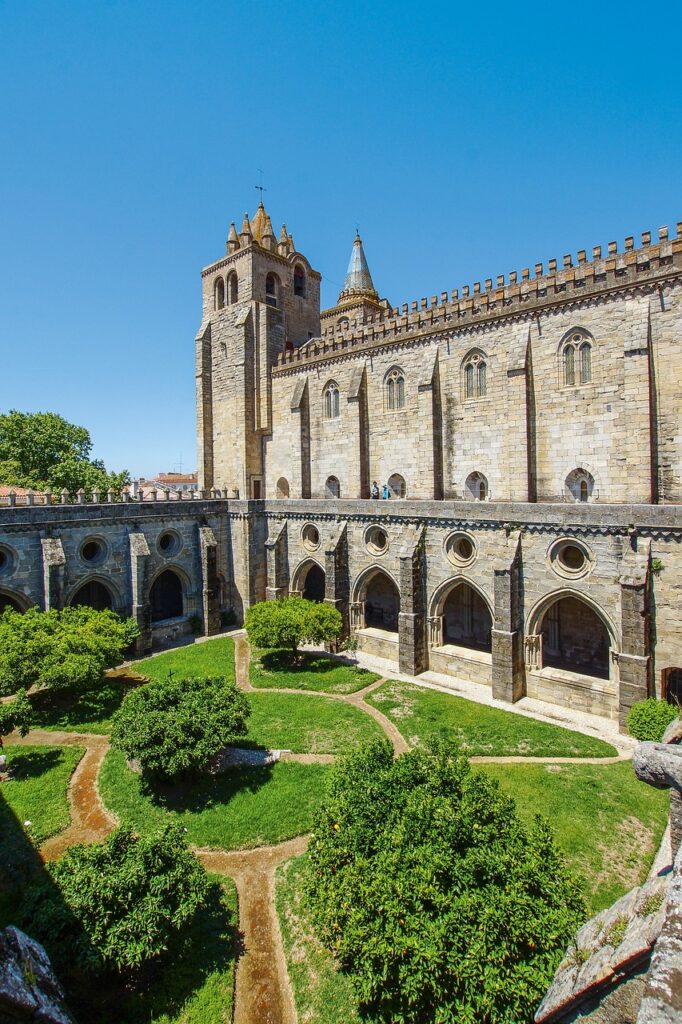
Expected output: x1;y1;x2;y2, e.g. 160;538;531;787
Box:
619;559;652;733
265;520;288;601
324;521;350;638
398;525;427;676
346;363;369;499
40;538;66;611
491;531;525;703
199;525;221;636
416;351;442;499
129;532;152;655
290;377;311;498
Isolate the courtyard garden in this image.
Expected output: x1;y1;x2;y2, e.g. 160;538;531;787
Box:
0;598;672;1024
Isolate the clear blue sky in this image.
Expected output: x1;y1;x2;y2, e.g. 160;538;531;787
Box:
1;0;680;477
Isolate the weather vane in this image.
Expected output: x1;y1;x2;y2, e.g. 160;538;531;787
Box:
255;168;266;203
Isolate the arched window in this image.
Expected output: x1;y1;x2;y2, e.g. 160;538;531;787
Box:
70;579;114;611
462;351;488;399
227;271;238;304
276;477;290;498
265;273;278;308
294;265;306;298
214;277;225;310
561;329;593;386
388;473;406;498
465;471;488;501
565;468;595;502
580;479;588;502
325;476;340;498
540;596;610;679
150;569;183;622
337;316;349;331
385;368;405;410
324;381;340;419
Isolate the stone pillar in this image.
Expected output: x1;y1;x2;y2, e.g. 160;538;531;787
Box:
290;377;311;498
505;328;533;501
40;538;65;611
398;525;427;676
346;363;369;499
428;614;443;648
265;520;288;601
324;521;350;638
129;532;152;655
491;531;525;703
350;601;365;630
619;561;652;733
199;525;221;636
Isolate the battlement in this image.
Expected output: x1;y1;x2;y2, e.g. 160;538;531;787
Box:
275;222;682;372
0;487;234;510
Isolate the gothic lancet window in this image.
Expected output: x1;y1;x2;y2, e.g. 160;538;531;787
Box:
462;351;488;399
561;330;593;386
227;271;238;304
324;381;340;419
386;368;405;410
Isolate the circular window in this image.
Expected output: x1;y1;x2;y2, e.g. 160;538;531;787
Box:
548;538;593;579
444;531;477;568
80;538;106;565
301;523;320;551
365;525;388;555
158;531;181;557
0;546;15;576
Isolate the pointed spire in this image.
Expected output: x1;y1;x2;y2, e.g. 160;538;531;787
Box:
226;222;240;254
278;224;290;256
339;231;378;301
239;212;253;246
287;232;295;253
260;213;277;252
250;200;269;243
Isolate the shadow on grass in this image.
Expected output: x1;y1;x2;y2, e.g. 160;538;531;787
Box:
4;747;62;782
259;650;365;678
66;877;238;1024
143;760;275;814
30;676;142;732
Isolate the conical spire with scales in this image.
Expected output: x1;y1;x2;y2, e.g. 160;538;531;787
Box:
226;222;240;254
338;232;379;303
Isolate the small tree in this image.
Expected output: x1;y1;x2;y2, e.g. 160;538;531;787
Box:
25;823;209;976
245;597;342;660
0;605;139;697
111;675;251;780
0;688;32;738
307;741;584;1024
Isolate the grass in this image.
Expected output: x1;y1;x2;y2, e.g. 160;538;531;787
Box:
276;854;360;1024
478;761;669;914
246;691;383;753
135;637;236;685
65;873;237;1024
250;648;379;694
100;749;329;849
366;680;619;757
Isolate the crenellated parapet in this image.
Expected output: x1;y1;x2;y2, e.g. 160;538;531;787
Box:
276;222;682;373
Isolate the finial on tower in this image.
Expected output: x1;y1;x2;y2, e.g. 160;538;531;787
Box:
226;222;240;254
239;213;253;246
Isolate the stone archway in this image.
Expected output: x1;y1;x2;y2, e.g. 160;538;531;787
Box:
302;563;325;602
69;579;114;612
439;581;492;652
150;568;184;622
0;590;27;614
354;568;400;633
536;594;611;680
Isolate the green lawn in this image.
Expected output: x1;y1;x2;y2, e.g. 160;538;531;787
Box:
246;691;383;753
479;762;669;914
367;680;618;757
250;649;379;694
276;854;360;1024
135;637;237;684
65;873;237;1024
100;749;328;849
31;678;135;735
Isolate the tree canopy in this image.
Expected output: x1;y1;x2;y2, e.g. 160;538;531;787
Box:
307;741;584;1024
0;409;129;495
0;605;140;697
244;596;342;656
111;674;251;780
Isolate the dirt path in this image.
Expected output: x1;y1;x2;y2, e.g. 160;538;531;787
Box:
7;729;116;861
198;836;309;1024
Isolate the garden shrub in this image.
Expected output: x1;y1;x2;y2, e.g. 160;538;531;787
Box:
111;675;250;780
0;605;139;696
25;824;209;975
306;740;584;1024
627;698;678;742
245;597;342;658
0;687;32;737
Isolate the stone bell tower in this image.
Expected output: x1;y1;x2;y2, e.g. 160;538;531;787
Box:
196;201;321;496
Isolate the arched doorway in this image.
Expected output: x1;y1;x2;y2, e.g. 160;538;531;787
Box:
70;579;114;611
540;595;610;679
0;591;25;614
388;473;406;499
150;569;183;622
302;563;325;602
276;477;290;498
325;476;340;498
441;582;492;652
364;571;400;632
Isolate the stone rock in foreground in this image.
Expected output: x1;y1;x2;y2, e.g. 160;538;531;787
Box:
0;926;75;1023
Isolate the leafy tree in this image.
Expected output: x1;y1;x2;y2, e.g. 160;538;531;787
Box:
245;597;342;659
0;688;32;737
111;675;251;780
307;741;585;1024
24;824;209;975
0;409;129;495
628;698;679;742
0;605;140;697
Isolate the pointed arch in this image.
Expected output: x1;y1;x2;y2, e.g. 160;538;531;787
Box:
0;588;31;613
323;381;340;420
559;327;594;387
384;366;406;410
149;567;185;622
227;270;238;304
291;558;326;602
214;277;225;310
67;576;117;611
461;348;488;399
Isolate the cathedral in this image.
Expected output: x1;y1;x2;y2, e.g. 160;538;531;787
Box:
2;203;682;731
